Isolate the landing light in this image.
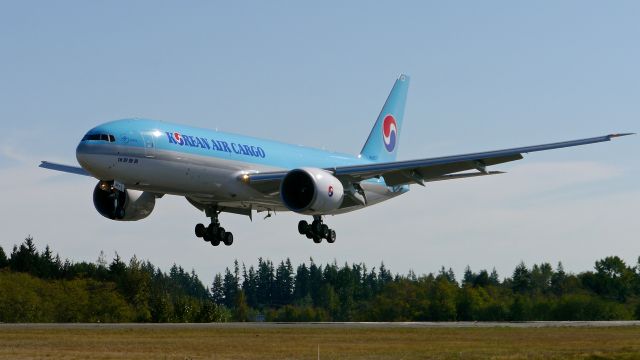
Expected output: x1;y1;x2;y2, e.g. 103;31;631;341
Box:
99;181;111;191
240;174;250;183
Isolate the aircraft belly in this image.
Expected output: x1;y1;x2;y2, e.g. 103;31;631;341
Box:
114;148;282;202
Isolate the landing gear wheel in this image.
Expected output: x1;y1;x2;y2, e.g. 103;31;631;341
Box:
298;220;309;235
217;227;226;240
196;209;236;247
312;221;322;235
320;224;329;239
327;229;336;243
195;223;206;238
223;232;234;246
299;216;336;244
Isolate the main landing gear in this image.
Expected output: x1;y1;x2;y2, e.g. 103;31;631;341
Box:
298;216;336;244
194;211;233;247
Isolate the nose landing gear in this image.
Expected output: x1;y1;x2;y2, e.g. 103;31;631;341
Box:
298;216;336;244
195;210;234;247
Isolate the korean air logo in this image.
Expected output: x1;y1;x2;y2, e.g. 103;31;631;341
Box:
173;132;185;146
382;114;397;152
328;185;334;197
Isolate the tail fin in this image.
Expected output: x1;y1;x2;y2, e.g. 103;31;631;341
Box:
360;74;410;162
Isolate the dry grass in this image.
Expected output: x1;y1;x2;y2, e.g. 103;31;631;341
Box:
0;324;639;359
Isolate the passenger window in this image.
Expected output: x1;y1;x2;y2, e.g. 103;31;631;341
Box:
109;135;116;142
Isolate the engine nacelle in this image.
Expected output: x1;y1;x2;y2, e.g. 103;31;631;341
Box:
92;181;155;221
280;168;344;215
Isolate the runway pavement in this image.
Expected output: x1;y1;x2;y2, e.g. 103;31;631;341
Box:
1;321;639;330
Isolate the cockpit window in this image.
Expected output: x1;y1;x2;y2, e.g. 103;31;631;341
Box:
82;134;116;142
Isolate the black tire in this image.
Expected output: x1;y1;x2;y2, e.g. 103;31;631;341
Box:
327;229;336;243
312;221;322;235
211;237;221;246
305;231;313;239
312;236;322;244
205;225;217;242
195;223;206;238
320;224;329;239
223;232;234;246
217;227;226;240
298;220;309;235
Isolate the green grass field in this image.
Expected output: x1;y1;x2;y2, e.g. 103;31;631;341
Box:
1;323;639;359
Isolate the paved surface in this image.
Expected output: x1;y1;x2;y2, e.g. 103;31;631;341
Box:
1;321;639;329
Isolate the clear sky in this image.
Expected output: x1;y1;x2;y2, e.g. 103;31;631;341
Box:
1;1;638;284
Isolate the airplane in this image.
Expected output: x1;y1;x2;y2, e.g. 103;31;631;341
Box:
40;74;632;247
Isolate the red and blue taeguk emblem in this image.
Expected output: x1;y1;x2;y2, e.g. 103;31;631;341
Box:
173;132;185;146
328;185;334;197
382;114;397;152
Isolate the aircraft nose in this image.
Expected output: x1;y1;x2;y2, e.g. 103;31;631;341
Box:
76;142;92;169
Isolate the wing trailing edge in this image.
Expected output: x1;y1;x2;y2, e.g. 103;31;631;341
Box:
242;132;633;190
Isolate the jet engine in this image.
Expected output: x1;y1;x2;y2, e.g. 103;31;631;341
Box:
92;181;155;221
280;168;344;215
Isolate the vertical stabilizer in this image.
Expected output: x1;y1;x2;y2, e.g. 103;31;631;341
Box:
360;74;410;162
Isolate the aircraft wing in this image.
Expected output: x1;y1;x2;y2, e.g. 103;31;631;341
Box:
39;161;92;177
246;133;633;189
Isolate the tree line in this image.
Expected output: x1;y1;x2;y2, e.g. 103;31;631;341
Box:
0;236;227;322
1;236;639;322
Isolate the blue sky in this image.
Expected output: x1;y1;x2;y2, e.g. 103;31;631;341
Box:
1;2;638;283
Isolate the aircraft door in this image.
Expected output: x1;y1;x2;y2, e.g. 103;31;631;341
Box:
141;132;156;158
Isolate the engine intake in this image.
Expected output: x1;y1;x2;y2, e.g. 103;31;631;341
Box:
280;168;344;214
93;181;155;221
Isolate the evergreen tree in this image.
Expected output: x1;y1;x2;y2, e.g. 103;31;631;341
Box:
256;258;274;307
242;264;258;307
109;253;127;279
512;262;532;294
222;267;238;308
550;262;567;296
364;267;379;297
274;260;293;306
308;259;323;306
9;236;38;273
489;268;500;285
531;263;553;294
378;262;392;287
0;245;8;268
462;266;474;286
293;263;310;302
211;274;224;305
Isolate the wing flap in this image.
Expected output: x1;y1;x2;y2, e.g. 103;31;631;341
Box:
382;154;522;186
